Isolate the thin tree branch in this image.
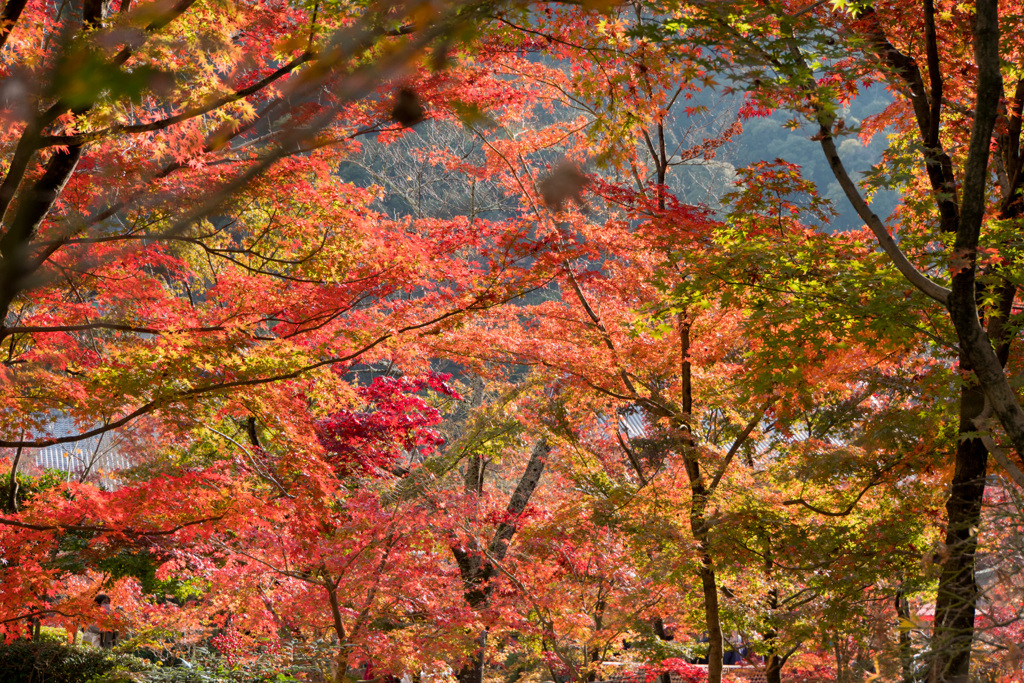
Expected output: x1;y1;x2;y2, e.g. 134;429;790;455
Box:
707;401;771;493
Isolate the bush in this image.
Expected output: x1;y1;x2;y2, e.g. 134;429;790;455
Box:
0;639;148;683
137;652;302;683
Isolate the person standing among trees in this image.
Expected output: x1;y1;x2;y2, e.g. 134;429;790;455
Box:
82;594;117;649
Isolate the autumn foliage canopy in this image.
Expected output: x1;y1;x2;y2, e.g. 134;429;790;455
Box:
1;0;1024;682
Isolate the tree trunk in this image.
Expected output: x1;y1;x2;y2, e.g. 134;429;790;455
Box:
814;6;1010;675
586;598;606;682
764;657;783;683
652;617;673;683
325;581;350;683
677;318;723;683
5;445;22;513
457;631;488;683
688;490;723;683
699;557;724;683
762;580;785;683
451;438;549;683
896;588;915;683
835;639;849;683
928;384;988;683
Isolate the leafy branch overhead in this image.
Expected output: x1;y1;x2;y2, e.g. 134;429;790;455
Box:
0;1;1023;683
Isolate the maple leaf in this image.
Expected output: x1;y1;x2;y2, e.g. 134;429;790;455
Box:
539;161;589;210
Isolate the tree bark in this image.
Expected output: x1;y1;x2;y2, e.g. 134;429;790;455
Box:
698;555;724;683
677;318;723;683
0;146;84;324
682;456;725;681
812;4;1005;679
896;588;915;683
928;269;1013;683
326;580;350;683
5;446;23;514
451;438;549;683
457;631;488;683
764;657;783;683
928;383;988;683
762;539;783;683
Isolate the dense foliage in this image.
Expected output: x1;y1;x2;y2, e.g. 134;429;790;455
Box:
1;0;1023;683
0;639;147;683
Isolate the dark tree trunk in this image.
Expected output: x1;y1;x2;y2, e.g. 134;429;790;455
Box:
451;439;549;683
678;319;723;683
764;657;783;683
686;471;723;683
698;557;724;683
812;5;1012;677
586;598;606;682
937;14;1007;678
929;272;1013;683
326;581;349;683
762;580;784;683
5;445;22;513
651;617;673;683
835;639;850;683
896;588;915;683
928;384;988;683
457;631;488;683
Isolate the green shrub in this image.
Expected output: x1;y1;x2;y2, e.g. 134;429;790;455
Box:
38;626;72;645
0;640;148;683
134;645;302;683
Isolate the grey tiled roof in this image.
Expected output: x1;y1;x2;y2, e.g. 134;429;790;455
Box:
618;408;648;439
6;415;133;486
